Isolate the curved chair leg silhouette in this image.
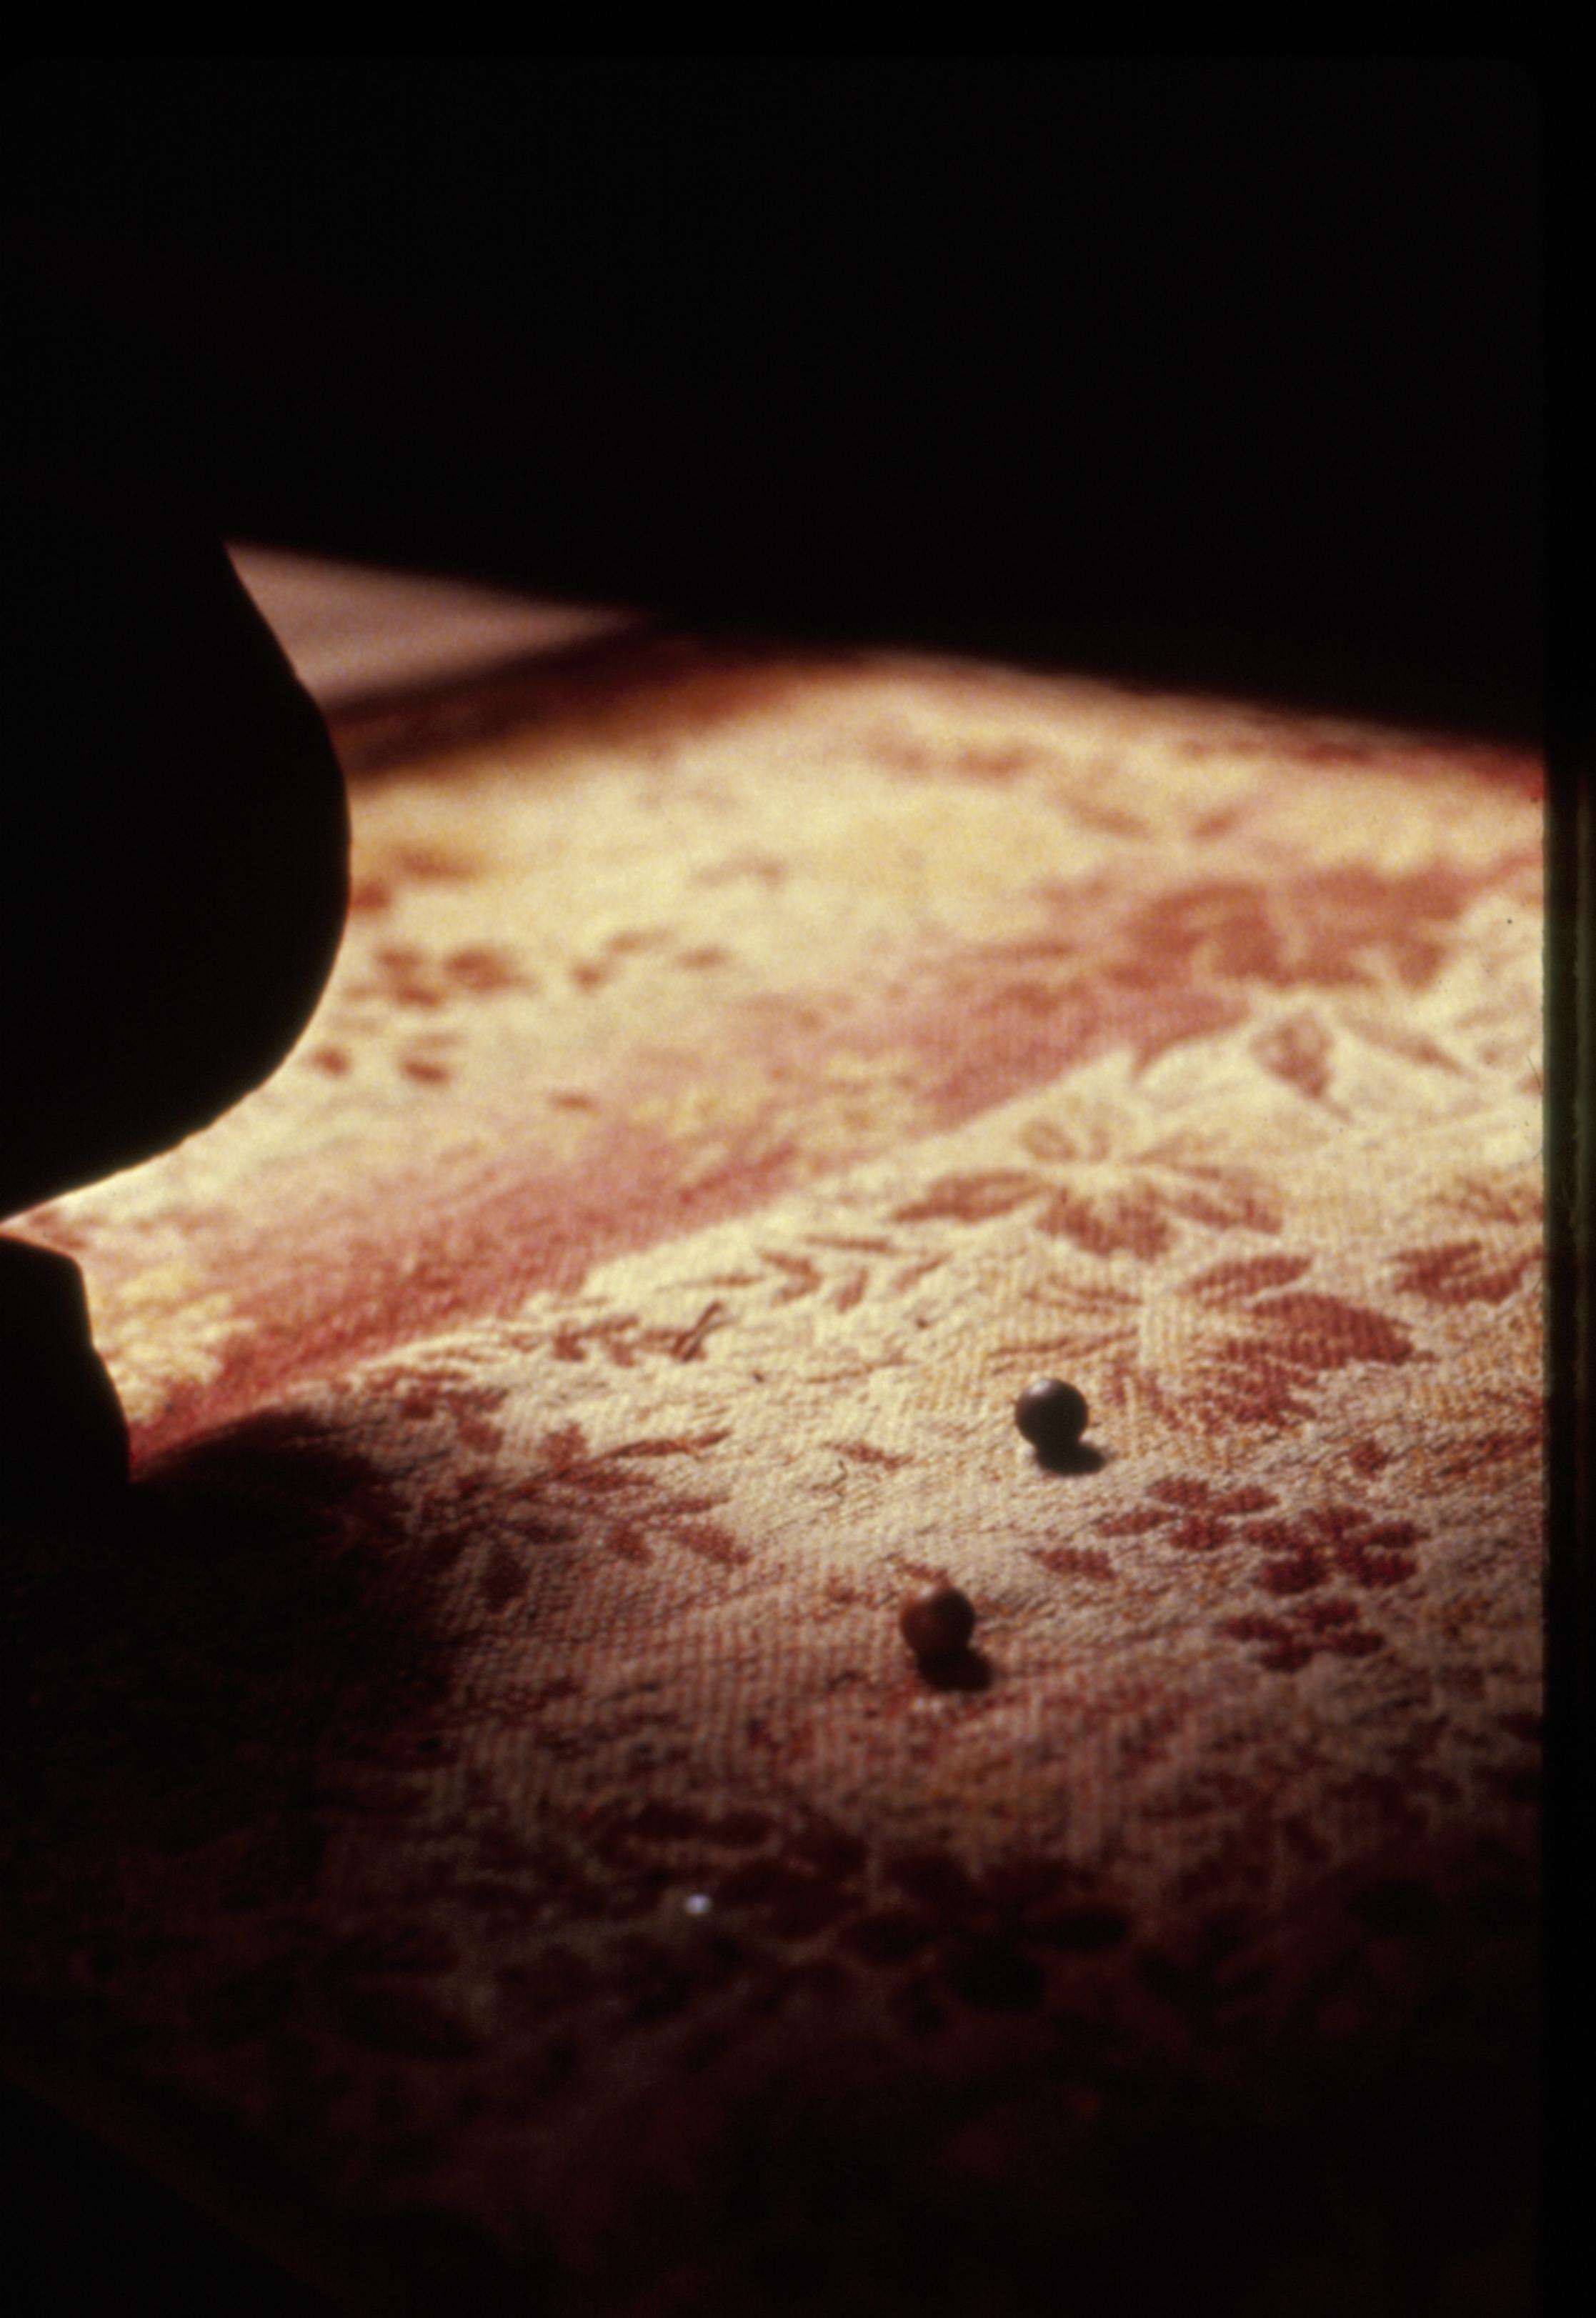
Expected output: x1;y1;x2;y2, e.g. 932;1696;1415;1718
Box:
3;369;348;1512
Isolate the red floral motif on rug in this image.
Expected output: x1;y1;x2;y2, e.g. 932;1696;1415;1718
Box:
4;643;1540;2312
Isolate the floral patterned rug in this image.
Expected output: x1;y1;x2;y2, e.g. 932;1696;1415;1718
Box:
3;636;1541;2313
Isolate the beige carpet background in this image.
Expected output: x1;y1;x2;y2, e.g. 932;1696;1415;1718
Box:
4;634;1541;2313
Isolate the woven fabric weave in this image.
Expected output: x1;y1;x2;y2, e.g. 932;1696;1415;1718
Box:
5;644;1541;2312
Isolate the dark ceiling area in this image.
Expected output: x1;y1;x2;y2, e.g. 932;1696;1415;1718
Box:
7;55;1542;736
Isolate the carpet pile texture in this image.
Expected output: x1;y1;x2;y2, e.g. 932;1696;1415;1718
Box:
4;637;1541;2313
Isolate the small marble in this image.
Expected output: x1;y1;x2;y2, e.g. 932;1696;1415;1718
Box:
900;1586;977;1663
1014;1377;1089;1459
